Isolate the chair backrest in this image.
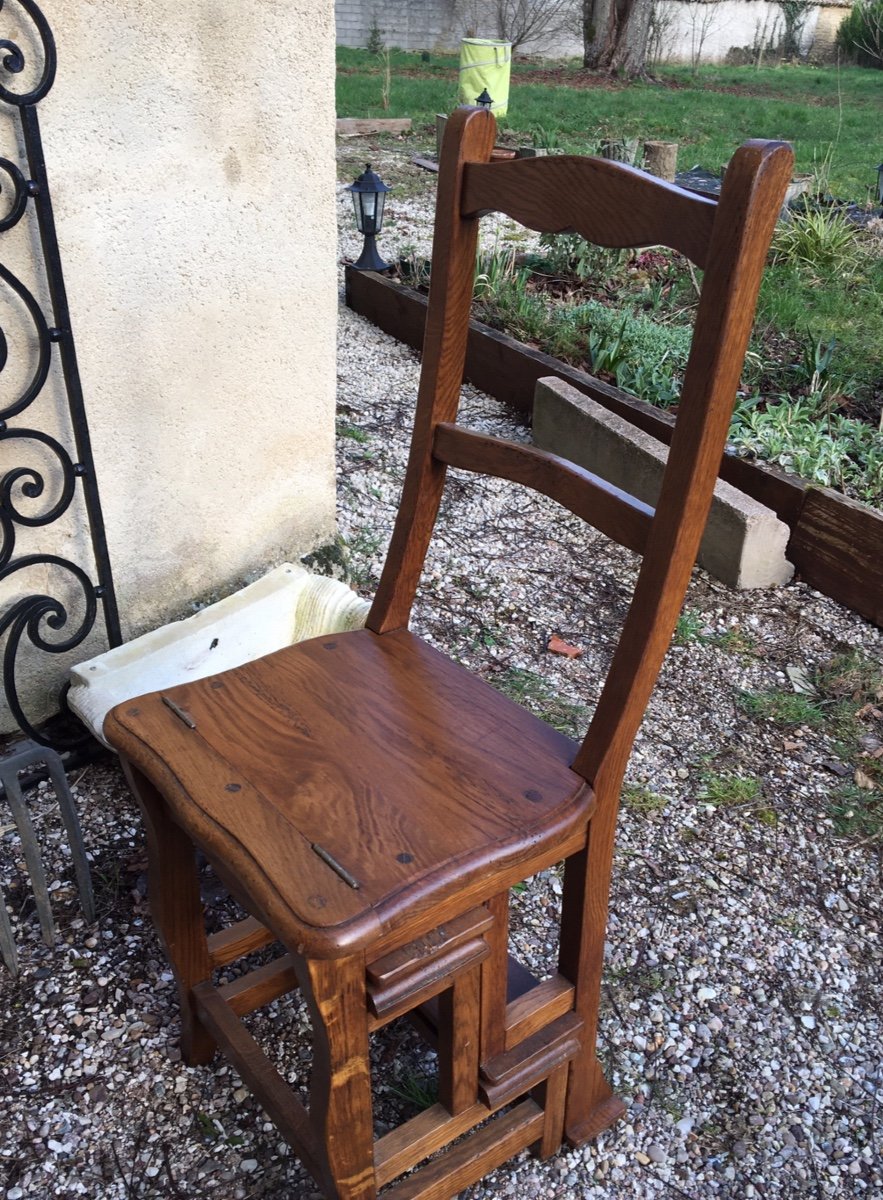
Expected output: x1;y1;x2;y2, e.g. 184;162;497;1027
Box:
367;106;792;809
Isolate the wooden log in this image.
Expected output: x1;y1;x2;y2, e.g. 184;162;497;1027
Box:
336;118;412;136
344;266;883;628
643;140;678;182
600;138;638;165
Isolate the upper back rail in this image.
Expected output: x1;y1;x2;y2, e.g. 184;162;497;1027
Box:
461;156;718;268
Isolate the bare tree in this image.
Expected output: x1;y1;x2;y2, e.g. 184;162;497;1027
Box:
495;0;580;52
582;0;655;76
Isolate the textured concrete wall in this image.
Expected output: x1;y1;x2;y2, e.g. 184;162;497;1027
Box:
1;0;338;729
335;0;850;61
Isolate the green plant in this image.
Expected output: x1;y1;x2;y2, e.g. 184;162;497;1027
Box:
836;0;883;67
388;1073;438;1112
623;786;668;814
698;770;763;807
493;666;588;737
366;17;384;56
379;45;392;111
337;419;369;443
474;245;519;301
772;209;862;276
738;689;826;727
537;232;626;283
674;610;708;645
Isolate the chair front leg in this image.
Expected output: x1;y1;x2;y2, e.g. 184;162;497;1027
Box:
300;953;377;1200
121;761;215;1066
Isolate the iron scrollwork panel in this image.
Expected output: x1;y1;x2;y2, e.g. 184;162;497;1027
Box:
1;0;121;748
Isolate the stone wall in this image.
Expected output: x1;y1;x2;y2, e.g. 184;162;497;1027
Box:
335;0;851;62
1;0;339;730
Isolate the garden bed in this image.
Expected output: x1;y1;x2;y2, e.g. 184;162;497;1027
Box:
345;265;883;627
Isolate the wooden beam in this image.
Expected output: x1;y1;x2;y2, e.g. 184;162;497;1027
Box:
337;118;412;136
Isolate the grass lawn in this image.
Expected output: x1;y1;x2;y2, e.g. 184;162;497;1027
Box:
337;50;882;201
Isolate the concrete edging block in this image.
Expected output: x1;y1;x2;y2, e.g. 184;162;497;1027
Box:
533;377;794;590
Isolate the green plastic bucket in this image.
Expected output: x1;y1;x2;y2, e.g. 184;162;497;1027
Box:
458;38;512;117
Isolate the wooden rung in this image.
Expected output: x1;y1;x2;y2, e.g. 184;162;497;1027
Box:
191;980;323;1183
505;972;575;1049
480;1013;583;1109
207;916;275;967
375;1100;491;1188
368;938;489;1023
217;954;298;1017
381;1099;544;1200
433;423;652;555
367;906;492;988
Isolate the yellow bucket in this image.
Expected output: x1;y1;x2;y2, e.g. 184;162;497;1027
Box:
457;38;512;118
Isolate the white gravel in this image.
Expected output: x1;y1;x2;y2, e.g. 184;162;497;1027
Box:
0;145;880;1200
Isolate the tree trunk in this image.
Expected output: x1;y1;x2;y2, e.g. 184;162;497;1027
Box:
582;0;653;77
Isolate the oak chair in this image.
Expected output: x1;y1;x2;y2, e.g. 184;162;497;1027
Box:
105;109;792;1199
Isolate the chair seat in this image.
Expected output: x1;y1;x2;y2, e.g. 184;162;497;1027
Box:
105;628;594;958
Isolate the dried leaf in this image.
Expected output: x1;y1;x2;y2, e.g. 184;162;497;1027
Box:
854;768;876;791
547;635;582;660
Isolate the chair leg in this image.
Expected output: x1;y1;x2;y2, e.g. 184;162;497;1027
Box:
558;811;627;1145
121;762;215;1066
301;953;377;1200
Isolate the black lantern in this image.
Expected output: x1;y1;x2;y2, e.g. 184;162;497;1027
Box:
877;163;883;213
476;88;493;110
346;163;392;272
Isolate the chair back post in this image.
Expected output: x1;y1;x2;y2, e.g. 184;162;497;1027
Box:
368;107;496;634
572;139;793;805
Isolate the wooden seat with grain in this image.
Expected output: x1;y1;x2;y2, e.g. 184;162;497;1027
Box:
105;108;792;1199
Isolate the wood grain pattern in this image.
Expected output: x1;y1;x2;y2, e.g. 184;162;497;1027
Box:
788;487;883;626
504;973;575;1050
107;627;592;958
462;155;717;267
366;906;492;988
207;916;275;967
433;422;653;554
381;1100;545;1200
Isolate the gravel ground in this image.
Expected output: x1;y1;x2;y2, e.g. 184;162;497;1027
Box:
1;145;881;1199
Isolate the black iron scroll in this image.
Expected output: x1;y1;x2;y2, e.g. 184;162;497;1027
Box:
0;0;121;748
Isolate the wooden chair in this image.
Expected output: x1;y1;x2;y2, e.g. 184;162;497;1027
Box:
105;109;791;1199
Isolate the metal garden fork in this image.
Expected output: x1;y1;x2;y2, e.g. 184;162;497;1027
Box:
0;741;95;974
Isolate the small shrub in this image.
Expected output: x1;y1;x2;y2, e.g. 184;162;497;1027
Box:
772;209;862;276
836;0;883;67
366;18;384;56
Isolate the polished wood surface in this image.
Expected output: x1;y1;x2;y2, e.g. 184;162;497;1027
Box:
107;627;591;958
107;106;791;1199
462;154;718;267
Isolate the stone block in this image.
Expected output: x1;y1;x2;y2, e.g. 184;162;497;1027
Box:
533;377;794;589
